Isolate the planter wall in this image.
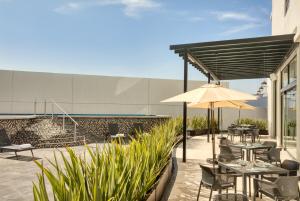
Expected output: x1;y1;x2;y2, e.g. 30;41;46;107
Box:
189;129;219;136
259;129;268;135
146;158;173;201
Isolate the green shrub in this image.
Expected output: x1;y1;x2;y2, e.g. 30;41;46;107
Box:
33;119;180;201
236;118;268;130
188;116;207;130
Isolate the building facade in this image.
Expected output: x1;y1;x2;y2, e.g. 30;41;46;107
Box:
269;0;300;158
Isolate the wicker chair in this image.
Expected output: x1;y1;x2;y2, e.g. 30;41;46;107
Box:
213;193;249;201
218;145;242;162
197;165;237;201
262;160;299;181
254;141;277;160
227;127;236;141
254;176;300;201
255;147;282;165
245;128;260;142
220;138;232;146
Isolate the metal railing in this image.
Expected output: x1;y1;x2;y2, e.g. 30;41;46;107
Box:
33;99;79;141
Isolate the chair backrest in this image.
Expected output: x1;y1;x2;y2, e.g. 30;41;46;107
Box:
281;160;300;176
200;165;215;186
218;145;236;162
262;141;277;148
0;128;11;146
228;127;235;134
275;176;299;200
108;123;119;136
267;147;281;162
220;138;232;145
253;128;260;136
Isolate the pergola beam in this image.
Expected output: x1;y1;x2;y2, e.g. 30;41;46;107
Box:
187;52;219;81
171;34;294;50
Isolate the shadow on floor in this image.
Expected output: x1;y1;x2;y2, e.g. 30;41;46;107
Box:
1;155;41;162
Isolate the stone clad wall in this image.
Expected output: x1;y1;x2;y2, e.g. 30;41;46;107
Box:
72;116;170;142
0;116;170;147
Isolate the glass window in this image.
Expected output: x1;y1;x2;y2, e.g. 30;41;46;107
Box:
281;66;289;88
281;57;297;88
289;58;297;83
282;88;296;148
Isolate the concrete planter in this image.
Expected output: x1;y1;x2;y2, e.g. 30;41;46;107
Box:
145;157;173;201
259;129;269;135
190;129;219;136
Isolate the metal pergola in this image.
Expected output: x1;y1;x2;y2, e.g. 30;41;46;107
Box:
170;34;296;162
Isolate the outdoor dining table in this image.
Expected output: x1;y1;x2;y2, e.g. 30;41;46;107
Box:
229;143;272;161
234;127;255;142
218;160;288;200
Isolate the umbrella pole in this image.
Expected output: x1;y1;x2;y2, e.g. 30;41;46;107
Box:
238;107;241;124
211;102;216;164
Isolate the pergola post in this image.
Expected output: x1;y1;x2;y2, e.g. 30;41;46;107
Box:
183;50;188;163
207;73;210;142
217;81;221;132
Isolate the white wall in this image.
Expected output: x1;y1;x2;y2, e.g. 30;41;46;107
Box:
272;0;300;42
0;70;267;129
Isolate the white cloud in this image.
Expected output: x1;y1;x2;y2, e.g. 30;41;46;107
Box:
121;0;160;17
211;11;257;22
220;23;261;35
188;16;204;22
54;2;82;14
54;0;160;17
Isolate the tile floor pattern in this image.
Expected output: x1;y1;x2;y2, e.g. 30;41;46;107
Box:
164;135;297;201
0;135;297;201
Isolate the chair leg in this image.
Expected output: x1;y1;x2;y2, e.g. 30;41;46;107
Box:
209;186;213;201
248;176;251;197
234;177;237;194
15;151;18;160
31;149;34;159
196;180;202;201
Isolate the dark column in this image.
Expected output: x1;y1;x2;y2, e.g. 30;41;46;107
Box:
217;81;221;132
207;73;211;142
183;51;188;162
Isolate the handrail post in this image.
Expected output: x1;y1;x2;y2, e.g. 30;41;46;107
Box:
44;100;47;116
34;100;37;115
74;125;77;142
63;114;65;130
51;103;54;120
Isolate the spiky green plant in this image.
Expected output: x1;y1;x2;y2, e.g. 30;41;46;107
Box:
33;119;179;201
236;118;267;130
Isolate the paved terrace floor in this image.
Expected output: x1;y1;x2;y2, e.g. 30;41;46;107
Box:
163;135;297;201
0;143;104;201
0;135;297;201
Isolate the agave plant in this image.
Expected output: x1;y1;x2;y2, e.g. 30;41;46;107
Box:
33;119;179;201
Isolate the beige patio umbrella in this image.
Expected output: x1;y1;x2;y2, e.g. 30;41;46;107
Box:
162;83;257;103
162;83;257;163
188;100;256;134
187;100;255;110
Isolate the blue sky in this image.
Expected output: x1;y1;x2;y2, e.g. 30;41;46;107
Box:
0;0;271;93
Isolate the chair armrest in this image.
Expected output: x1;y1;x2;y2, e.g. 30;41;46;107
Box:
253;178;277;189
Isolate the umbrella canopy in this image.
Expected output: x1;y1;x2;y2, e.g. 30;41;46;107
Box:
161;83;257;165
161;83;257;103
187;100;255;110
